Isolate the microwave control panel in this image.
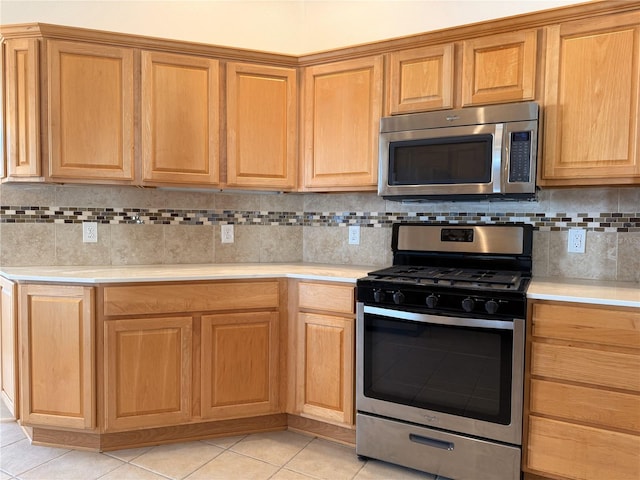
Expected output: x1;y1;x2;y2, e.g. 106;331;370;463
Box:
508;131;532;183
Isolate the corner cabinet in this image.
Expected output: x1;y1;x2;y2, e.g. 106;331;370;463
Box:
524;301;640;480
19;284;95;430
225;62;297;190
540;11;640;186
301;56;382;191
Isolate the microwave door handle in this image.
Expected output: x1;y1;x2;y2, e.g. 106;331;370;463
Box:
363;305;515;331
492;123;504;193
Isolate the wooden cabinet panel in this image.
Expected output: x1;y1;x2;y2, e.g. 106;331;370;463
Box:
297;312;354;426
19;285;95;430
302;56;382;190
4;38;41;179
103;281;279;317
201;311;279;419
461;30;537;106
527;416;640;480
47;40;135;181
387;44;454;114
0;277;18;417
104;316;192;431
298;282;354;315
532;302;640;348
226;62;297;190
141;51;220;186
541;11;640;185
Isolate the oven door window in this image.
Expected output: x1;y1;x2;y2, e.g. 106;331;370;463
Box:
363;314;513;425
389;135;493;185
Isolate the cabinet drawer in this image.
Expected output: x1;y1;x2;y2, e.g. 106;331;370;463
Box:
298;282;354;315
527;416;640;480
531;342;640;392
532;303;640;348
103;281;279;317
530;379;640;433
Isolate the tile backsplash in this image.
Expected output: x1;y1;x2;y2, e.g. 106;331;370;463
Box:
0;183;638;282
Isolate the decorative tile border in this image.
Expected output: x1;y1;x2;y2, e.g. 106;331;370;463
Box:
0;206;639;232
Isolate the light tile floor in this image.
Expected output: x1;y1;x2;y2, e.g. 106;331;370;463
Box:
0;400;437;480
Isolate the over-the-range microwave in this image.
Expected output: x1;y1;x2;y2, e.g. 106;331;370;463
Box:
378;102;539;201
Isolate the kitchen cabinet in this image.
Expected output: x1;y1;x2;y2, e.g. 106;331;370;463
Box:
225;62;297;190
524;301;640;480
19;284;95;430
0;277;18;417
292;281;355;427
540;11;640;186
301;56;382;191
141;51;220;186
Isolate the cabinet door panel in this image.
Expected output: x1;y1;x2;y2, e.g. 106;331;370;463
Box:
48;40;135;181
104;317;192;431
20;285;95;429
226;63;296;189
141;51;220;186
201;312;279;419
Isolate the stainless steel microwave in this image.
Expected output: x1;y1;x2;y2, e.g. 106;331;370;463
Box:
378;102;539;201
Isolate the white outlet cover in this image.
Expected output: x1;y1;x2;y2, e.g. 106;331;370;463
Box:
221;224;234;244
348;225;360;245
83;222;98;243
567;228;586;253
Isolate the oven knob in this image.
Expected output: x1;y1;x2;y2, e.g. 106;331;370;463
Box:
393;291;405;305
373;289;385;303
426;294;438;309
462;297;475;312
485;299;499;314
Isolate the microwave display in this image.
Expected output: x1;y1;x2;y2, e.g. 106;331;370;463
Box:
389;135;493;185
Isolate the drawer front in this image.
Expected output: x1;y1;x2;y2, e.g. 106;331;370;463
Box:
527;416;640;480
103;281;279;316
298;282;354;315
529;379;640;433
532;302;640;349
531;342;640;392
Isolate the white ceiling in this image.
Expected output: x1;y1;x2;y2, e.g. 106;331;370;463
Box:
0;0;588;54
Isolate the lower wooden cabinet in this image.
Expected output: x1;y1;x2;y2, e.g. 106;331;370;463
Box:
524;301;640;480
292;281;355;427
0;277;18;417
19;284;95;430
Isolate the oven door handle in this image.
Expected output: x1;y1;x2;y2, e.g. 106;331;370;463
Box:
363;305;515;331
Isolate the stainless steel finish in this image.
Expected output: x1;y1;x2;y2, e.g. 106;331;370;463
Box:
395;223;525;254
492;123;504;193
356;413;522;480
363;305;515;331
356;302;526;446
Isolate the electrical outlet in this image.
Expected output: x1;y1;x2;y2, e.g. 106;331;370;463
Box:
348;225;360;245
567;228;586;253
221;224;234;244
83;222;98;243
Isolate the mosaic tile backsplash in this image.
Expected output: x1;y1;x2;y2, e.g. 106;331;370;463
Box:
1;183;638;282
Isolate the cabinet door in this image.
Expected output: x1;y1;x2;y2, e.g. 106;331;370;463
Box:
461;30;537;106
201;311;279;419
19;284;95;430
104;317;192;431
0;277;18;417
296;312;354;426
541;11;640;185
302;56;382;191
4;38;41;179
387;44;454;114
141;51;220;186
47;40;135;181
226;62;297;190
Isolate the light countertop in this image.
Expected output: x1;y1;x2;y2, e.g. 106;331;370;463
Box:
528;277;640;308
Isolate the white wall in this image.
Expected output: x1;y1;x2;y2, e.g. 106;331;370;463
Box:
1;0;588;54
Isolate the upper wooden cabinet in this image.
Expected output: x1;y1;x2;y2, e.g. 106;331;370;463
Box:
225;62;297;190
141;51;220;186
540;11;640;186
461;30;538;106
301;56;382;191
387;44;454;114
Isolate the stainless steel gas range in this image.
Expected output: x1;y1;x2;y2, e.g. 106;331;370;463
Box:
355;222;532;480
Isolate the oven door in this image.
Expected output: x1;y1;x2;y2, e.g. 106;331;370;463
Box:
356;303;524;446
